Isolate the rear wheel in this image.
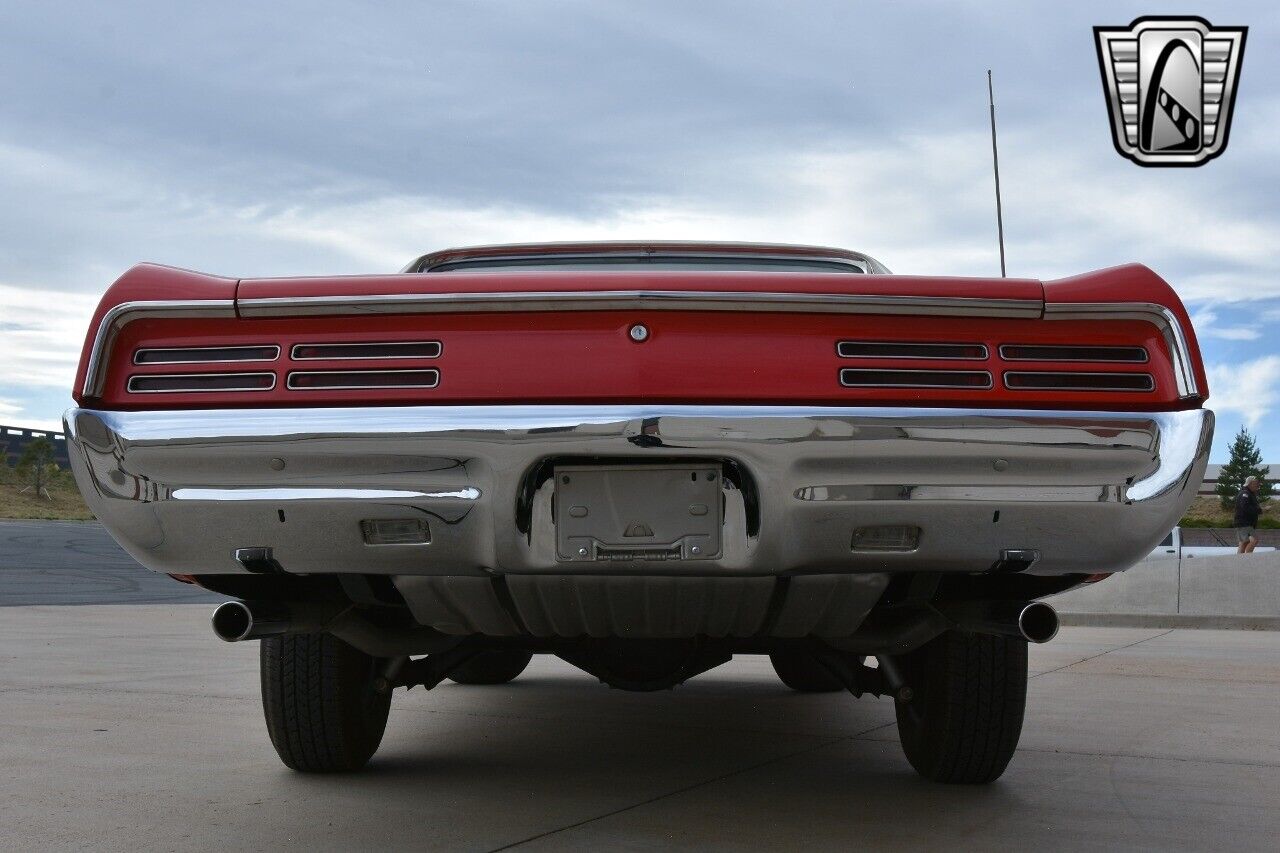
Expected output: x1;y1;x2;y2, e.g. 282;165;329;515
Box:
769;650;845;692
260;633;391;772
448;649;533;685
893;629;1028;784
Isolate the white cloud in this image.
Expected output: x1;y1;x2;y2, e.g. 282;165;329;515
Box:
1191;309;1263;341
0;283;99;390
0;397;64;432
1207;356;1280;429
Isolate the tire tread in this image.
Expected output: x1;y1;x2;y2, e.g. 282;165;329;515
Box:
260;633;389;772
896;630;1027;784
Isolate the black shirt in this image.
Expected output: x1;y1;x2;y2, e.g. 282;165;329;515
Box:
1234;487;1261;527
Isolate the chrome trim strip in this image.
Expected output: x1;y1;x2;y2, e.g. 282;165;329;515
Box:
795;484;1125;502
837;341;989;360
286;368;441;391
82;299;237;397
420;252;871;273
134;345;281;365
66;402;1190;437
1002;371;1155;392
997;344;1148;364
171;487;480;501
290;341;443;361
407;243;893;274
1043;302;1198;398
126;372;277;394
238;291;1043;319
839;368;994;390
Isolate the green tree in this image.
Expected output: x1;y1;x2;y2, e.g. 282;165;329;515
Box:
1216;426;1272;508
15;437;58;501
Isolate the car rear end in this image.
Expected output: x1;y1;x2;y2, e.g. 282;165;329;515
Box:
65;243;1212;780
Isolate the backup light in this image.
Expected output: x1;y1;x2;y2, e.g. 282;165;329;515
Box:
852;525;921;552
361;518;431;545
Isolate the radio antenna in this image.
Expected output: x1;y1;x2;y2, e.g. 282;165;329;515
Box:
987;69;1007;277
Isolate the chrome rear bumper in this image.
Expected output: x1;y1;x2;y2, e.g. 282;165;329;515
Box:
65;405;1212;579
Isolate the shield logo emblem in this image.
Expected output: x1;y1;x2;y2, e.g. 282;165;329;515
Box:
1094;17;1247;166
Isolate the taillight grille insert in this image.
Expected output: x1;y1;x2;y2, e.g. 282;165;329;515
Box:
291;341;442;360
839;368;993;389
1003;371;1155;392
999;344;1148;363
838;341;988;360
133;345;280;365
127;373;276;393
286;369;441;390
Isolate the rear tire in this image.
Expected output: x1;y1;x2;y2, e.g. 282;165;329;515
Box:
448;649;533;685
769;650;845;693
260;633;391;772
893;629;1028;784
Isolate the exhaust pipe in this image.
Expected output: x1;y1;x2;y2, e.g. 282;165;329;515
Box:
210;600;458;656
211;600;291;642
939;600;1059;644
1015;601;1060;643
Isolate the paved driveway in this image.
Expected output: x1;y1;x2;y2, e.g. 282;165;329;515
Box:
1;607;1276;851
0;520;221;605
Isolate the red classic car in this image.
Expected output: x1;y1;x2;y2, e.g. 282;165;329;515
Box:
66;242;1212;782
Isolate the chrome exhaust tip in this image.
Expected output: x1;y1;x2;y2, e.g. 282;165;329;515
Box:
211;600;289;642
938;599;1060;644
1016;601;1059;644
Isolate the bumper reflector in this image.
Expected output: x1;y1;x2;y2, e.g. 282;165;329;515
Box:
361;518;431;545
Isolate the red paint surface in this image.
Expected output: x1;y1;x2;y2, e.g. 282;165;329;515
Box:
1043;263;1209;397
235;270;1044;302
75;260;1208;411
72;264;238;397
97;312;1179;409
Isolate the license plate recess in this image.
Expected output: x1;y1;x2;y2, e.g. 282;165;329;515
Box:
554;464;723;562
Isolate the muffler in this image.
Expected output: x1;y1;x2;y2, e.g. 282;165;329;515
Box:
211;600;292;642
939;600;1059;644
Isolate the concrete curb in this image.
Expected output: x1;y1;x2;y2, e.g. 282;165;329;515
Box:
1059;612;1280;631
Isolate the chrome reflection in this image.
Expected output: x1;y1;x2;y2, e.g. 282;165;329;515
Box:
63;404;1212;579
171;487;480;501
796;484;1125;502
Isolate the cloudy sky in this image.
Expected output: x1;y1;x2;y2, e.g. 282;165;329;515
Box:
1;1;1276;461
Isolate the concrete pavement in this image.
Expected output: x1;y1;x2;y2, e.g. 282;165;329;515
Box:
0;520;222;605
1;606;1277;851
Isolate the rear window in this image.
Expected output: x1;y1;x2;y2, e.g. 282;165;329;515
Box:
427;255;868;273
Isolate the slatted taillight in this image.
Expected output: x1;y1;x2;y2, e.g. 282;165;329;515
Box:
291;341;442;360
999;344;1148;363
1003;372;1155;391
839;368;992;389
838;341;987;360
133;345;280;364
286;369;440;390
127;373;276;393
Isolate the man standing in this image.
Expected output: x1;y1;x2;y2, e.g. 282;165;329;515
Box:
1234;476;1262;554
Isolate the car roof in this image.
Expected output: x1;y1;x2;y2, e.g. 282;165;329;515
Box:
405;241;889;273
